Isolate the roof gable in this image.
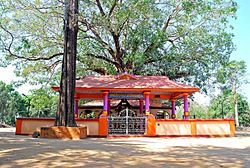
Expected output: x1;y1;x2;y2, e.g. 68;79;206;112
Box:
73;74;199;93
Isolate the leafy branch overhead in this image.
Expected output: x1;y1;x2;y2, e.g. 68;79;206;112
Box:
0;0;238;92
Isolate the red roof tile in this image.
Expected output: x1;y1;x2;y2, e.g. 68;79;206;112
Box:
75;75;198;92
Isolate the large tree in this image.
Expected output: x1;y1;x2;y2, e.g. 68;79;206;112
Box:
0;0;237;93
0;0;64;85
55;0;78;126
0;0;78;126
216;60;248;126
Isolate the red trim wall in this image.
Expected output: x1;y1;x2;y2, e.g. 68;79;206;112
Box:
16;118;99;136
15;119;23;135
155;119;235;137
16;118;235;137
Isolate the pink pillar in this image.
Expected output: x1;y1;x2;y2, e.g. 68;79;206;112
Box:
183;94;189;120
102;91;109;116
108;99;111;115
144;92;150;115
171;99;176;119
74;99;79;118
139;99;143;114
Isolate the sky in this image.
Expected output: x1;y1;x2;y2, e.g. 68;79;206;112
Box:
230;0;250;102
0;0;250;104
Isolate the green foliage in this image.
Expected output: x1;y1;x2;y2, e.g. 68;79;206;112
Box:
216;60;248;126
0;81;58;125
209;89;234;119
216;60;248;88
208;90;250;126
0;81;26;125
26;88;58;117
176;100;213;119
0;0;64;84
0;0;238;93
235;95;250;126
181;91;250;126
189;101;210;119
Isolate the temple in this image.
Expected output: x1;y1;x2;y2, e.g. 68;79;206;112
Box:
16;74;235;137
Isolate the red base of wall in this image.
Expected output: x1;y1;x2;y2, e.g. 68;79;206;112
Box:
40;126;87;139
15;117;235;137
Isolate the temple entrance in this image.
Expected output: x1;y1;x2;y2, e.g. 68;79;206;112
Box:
108;108;146;135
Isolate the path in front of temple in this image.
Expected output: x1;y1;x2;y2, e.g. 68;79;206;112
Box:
0;128;250;168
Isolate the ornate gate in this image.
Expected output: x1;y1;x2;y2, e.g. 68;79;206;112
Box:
108;109;147;135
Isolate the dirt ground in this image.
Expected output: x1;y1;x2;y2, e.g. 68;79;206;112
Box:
0;128;250;168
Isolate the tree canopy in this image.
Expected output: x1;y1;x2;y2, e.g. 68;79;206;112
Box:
27;88;58;118
0;81;26;125
216;60;248;126
0;81;58;126
216;60;248;90
0;0;238;93
209;89;250;126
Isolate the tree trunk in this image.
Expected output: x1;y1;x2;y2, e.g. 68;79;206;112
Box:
232;80;239;127
55;0;78;127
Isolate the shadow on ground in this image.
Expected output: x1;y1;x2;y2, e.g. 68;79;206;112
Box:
0;130;250;168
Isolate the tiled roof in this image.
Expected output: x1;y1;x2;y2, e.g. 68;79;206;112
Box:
75;74;198;91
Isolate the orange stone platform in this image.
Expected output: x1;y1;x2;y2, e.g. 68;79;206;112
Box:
40;126;87;139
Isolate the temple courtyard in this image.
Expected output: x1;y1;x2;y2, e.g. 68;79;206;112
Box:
0;128;250;168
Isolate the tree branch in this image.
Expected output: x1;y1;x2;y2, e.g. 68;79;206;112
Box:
87;67;107;75
118;17;129;35
162;3;181;32
8;50;63;61
144;4;181;56
96;0;105;16
108;0;118;17
43;60;62;86
86;53;119;67
78;18;116;58
87;1;124;71
45;60;62;71
0;23;63;61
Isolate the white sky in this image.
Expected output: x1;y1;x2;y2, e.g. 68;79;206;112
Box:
0;66;38;94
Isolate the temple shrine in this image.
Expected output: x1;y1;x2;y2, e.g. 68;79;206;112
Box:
16;74;235;137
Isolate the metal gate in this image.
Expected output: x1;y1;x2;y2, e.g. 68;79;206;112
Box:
108;109;147;135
